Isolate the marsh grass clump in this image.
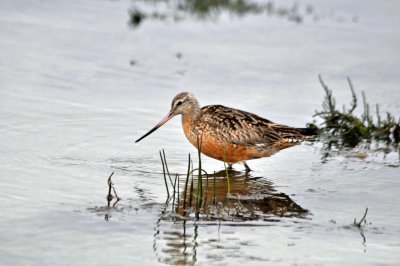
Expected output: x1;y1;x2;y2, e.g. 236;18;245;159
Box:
309;75;400;149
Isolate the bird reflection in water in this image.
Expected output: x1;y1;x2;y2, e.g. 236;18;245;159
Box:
153;169;308;265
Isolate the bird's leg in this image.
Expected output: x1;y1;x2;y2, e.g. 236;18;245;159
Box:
243;162;251;172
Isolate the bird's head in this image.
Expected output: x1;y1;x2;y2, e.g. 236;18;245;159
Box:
135;92;199;143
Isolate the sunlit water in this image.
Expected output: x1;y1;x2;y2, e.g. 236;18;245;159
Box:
0;0;400;265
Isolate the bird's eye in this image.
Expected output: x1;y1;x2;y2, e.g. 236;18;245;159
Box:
176;101;183;106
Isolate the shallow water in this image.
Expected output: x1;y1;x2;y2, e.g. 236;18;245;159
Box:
1;0;400;265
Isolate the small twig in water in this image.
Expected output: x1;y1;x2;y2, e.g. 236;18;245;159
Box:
107;172;115;202
112;185;120;199
354;207;368;227
106;172;121;207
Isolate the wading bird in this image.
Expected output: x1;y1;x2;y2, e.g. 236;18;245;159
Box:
135;92;315;171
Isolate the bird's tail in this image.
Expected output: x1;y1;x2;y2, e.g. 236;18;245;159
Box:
297;127;318;137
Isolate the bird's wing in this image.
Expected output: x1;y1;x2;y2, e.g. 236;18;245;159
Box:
199;105;302;146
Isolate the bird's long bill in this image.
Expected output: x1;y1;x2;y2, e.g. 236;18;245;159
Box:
135;111;174;143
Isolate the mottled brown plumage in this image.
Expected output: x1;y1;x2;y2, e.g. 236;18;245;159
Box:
136;92;315;171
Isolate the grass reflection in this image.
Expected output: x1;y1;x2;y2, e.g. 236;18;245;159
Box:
160;150;308;222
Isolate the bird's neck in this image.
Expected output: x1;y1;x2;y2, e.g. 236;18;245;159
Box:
181;106;202;148
182;104;201;125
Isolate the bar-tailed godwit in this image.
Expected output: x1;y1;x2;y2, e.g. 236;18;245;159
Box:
135;92;315;171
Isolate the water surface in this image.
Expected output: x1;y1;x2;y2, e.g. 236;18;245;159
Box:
0;0;399;265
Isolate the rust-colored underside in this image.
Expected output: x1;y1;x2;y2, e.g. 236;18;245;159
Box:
182;117;296;163
197;136;295;163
